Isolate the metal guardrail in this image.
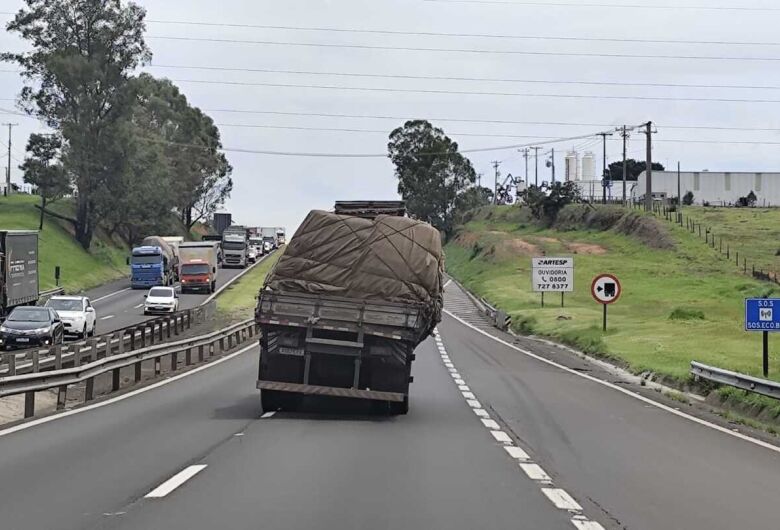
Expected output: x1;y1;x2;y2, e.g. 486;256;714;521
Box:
0;317;257;418
38;287;65;299
0;302;215;377
448;276;512;331
690;361;780;400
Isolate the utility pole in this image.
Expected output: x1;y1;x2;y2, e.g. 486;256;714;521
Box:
677;161;681;209
522;148;529;186
3;123;18;196
530;146;542;186
477;173;482;188
643;121;654;212
550;147;556;183
620;125;629;205
491;160;501;205
598;131;613;204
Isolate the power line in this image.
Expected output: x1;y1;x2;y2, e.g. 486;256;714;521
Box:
146;35;780;62
105;20;780;48
160;77;780;104
143;64;780;91
421;0;780;11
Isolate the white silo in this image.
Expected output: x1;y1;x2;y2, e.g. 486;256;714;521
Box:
582;151;595;181
565;151;579;181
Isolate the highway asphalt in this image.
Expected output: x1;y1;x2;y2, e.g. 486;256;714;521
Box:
0;282;778;529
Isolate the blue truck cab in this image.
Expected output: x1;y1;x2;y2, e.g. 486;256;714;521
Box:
130;245;172;289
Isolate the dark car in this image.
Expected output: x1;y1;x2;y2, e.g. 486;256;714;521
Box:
0;306;65;350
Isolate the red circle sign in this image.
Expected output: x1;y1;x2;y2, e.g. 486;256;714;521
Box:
591;274;622;304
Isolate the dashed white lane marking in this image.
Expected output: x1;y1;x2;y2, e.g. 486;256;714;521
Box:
541;488;582;511
443;309;780;457
481;418;500;430
520;463;552;482
92;287;131;303
432;327;605;530
145;465;207;498
100;315;115;320
133;303;143;309
504;445;530;461
260;411;276;418
490;430;513;444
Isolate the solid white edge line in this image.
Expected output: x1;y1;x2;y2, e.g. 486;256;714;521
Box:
145;464;208;498
540;488;583;511
91;287;132;303
443;309;780;456
0;343;257;438
443;279;452;289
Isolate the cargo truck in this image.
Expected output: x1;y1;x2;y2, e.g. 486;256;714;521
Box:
222;226;249;268
260;227;277;250
213;213;232;236
275;227;286;246
0;231;39;319
179;241;219;293
255;201;443;415
130;236;179;288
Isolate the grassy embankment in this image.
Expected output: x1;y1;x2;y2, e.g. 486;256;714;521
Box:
446;204;780;423
682;206;780;276
0;194;127;291
216;249;282;320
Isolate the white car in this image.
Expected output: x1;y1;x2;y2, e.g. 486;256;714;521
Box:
144;287;179;315
44;295;97;338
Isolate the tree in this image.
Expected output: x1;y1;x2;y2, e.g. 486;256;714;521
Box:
606;159;665;181
520;182;579;225
130;74;232;229
388;120;476;237
3;0;151;249
19;133;70;230
682;191;694;206
453;185;493;225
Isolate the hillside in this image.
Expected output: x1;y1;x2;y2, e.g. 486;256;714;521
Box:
446;204;778;385
682;206;780;277
1;194;129;292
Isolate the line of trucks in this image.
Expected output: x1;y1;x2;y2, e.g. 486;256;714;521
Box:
129;224;286;290
0;230;39;319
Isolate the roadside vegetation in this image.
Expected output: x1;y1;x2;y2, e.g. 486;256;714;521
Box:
216;250;283;320
0;194;127;291
446;204;778;387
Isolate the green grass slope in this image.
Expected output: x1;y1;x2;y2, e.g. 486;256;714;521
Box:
1;194;128;292
216;249;282;319
446;205;778;384
681;206;780;276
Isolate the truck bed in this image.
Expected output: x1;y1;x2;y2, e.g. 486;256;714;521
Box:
255;291;425;342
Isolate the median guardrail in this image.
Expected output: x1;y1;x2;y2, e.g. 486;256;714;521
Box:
0;302;216;378
690;361;780;400
0;317;257;418
38;287;65;299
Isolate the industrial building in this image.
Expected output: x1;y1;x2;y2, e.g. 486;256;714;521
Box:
634;171;780;206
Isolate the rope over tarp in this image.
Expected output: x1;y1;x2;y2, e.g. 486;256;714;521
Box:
262;210;444;341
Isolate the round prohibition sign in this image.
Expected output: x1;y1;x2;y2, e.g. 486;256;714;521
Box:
591;273;622;305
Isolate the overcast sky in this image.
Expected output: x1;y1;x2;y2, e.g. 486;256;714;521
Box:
3;0;780;232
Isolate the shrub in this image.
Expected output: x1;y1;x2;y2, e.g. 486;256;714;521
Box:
669;307;706;321
682;191;694;205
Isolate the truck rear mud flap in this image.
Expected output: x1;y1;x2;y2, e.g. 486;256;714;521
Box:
257;380;405;402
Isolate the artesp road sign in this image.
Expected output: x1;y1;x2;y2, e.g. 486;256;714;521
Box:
591;274;621;304
745;298;780;332
532;257;574;292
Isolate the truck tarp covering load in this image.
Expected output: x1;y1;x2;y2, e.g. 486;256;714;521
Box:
263;210;443;340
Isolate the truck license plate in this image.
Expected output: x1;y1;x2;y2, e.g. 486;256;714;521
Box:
279;347;304;356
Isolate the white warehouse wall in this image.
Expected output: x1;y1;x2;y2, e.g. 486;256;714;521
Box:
635;171;780;206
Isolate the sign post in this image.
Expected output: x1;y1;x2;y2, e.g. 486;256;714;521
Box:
591;274;622;331
745;298;780;377
532;257;574;308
